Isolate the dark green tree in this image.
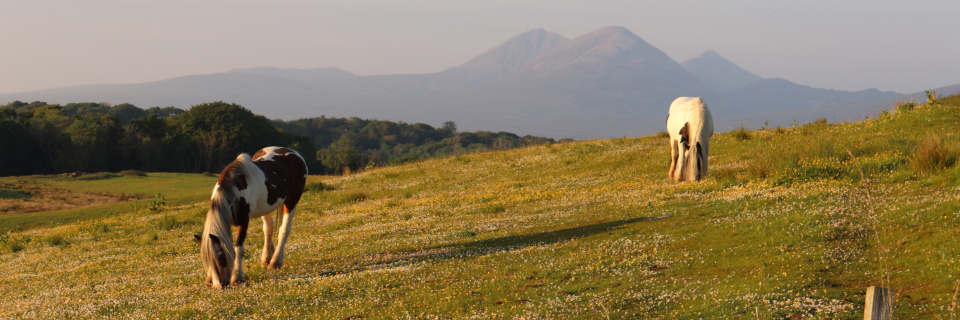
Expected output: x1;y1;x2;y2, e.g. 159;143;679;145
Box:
174;101;289;172
65;113;122;172
0;109;49;175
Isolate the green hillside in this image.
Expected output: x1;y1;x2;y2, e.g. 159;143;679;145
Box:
1;94;959;318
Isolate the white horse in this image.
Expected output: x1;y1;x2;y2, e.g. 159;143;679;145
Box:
200;146;308;289
666;97;714;182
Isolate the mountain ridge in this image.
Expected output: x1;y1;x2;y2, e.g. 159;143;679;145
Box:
681;50;763;92
0;26;912;139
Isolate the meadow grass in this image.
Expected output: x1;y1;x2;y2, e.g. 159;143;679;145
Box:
1;97;960;318
0;188;30;200
0;172;218;232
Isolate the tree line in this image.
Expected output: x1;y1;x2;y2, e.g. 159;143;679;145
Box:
272;117;560;173
0;101;560;177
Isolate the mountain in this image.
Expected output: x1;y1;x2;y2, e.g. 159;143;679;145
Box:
0;26;911;139
443;28;568;82
228;67;356;82
470;26;713;107
681;51;763;92
440;26;717;137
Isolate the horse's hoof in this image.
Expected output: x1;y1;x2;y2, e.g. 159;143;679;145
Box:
268;262;283;270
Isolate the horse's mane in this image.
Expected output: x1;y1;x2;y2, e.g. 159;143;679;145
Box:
200;153;257;284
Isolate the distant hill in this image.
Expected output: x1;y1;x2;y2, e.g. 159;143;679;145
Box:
681;50;763;92
443;28;568;82
713;83;960;130
228;67;356;82
0;26;916;138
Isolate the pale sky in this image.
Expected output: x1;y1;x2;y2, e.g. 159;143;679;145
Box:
2;0;958;95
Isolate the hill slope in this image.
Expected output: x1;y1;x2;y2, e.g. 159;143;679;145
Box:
2;95;959;318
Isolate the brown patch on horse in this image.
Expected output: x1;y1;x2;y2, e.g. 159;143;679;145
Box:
217;161;249;191
253;147;292;161
252;149;268;161
678;122;690;148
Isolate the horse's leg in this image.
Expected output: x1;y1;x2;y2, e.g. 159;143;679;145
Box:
260;214;275;268
268;206;296;269
231;224;248;286
669;139;679;180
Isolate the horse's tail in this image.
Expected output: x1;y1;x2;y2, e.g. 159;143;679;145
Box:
684;98;714;180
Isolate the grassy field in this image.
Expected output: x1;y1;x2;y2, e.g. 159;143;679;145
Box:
0;172;220;233
1;95;960;318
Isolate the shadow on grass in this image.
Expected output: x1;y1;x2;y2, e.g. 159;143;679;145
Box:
300;215;670;278
446;216;667;253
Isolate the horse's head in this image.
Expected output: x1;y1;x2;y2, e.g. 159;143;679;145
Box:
200;198;235;289
200;233;232;289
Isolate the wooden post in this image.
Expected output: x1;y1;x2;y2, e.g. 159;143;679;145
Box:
864;286;893;320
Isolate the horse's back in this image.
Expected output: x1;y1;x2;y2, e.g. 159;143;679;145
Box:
668;97;713;136
251;147;308;212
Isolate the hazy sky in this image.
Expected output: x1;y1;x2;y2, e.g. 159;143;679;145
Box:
2;0;958;95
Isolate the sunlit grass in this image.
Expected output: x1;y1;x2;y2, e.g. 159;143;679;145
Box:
0;96;959;318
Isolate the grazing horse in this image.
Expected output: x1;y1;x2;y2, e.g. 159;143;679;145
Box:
200;146;307;289
666;97;714;182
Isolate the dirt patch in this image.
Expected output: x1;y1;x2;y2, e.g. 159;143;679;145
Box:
0;182;141;215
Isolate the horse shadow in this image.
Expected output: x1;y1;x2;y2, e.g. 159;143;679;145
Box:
299;215;670;278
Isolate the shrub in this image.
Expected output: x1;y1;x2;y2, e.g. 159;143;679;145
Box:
332;191;368;205
1;232;31;253
119;170;147;177
324;217;364;232
912;135;959;173
137;232;159;246
148;193;166;213
710;165;745;186
771;150;908;186
75;172;119;180
44;234;68;247
478;204;507;214
730;125;751;141
306;181;334;193
157;215;181;230
896;102;917;113
925;90;939;106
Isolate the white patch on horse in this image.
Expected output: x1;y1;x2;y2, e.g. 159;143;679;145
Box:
233;158;282;220
253;146;282;161
211;183;220;199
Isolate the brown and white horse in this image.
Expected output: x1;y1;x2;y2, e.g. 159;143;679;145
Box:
666;97;714;182
200;146;307;289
